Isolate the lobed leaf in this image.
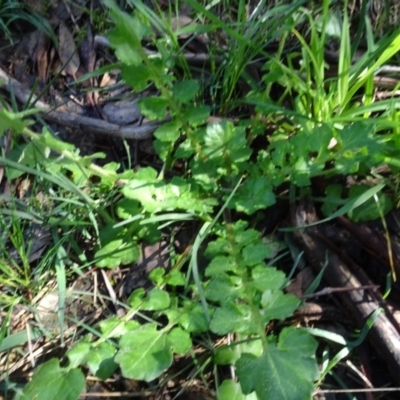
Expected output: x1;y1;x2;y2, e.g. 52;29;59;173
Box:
86;342;118;380
236;328;318;400
260;290;300;322
229;177;276;214
210;303;257;335
115;323;172;382
218;380;257;400
21;358;85;400
105;0;150;66
141;288;171;311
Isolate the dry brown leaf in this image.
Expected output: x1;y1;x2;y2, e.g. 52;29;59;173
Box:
58;20;80;78
99;72;112;87
26;30;43;61
36;31;50;85
79;24;99;107
286;266;315;298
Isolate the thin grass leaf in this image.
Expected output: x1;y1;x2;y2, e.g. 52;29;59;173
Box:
311;308;381;385
282;183;385;231
54;240;68;346
338;9;350;107
139;213;195;225
345;32;400;106
0;156;94;205
284;251;304;284
0;209;44;223
335;99;400;120
113;214;144;228
0;326;43;353
304;255;329;296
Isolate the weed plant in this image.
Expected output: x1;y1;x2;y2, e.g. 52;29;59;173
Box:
1;0;400;399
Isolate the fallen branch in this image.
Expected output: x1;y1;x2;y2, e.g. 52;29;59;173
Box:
291;200;400;384
0;66;159;140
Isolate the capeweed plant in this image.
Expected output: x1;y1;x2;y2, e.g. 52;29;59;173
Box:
1;0;393;399
2;3;319;400
17;2;318;398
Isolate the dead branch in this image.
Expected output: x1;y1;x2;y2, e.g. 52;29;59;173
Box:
291;200;400;384
0;66;160;140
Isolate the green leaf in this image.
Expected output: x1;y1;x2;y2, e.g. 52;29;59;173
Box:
260;290;300;322
99;316;140;338
236;328;318;400
174;138;196;159
105;0;150;66
205;275;241;304
338;10;351;105
66;341;91;369
230;178;276;214
344;32;400;105
154;120;182;142
52;152;106;184
210;303;257;335
290;156;313;186
284;183;385;229
338;123;378;153
205;256;236;276
165;270;185;286
233;226;260;247
21;358;85;400
204;237;230;257
181;106;210;125
142;288;170;311
132;166;158;181
242;244;272;266
306;125;333;154
347;185;393;222
39;128;76;153
321;184;344;216
214;346;241;365
128;288;146;308
172;80;199;103
95;239;140;268
139;96;169;120
7;141;51;180
203;122;251;175
204;222;258;258
116;198;142;220
167;327;192;355
215;340;263;367
153;139;172;161
122;175;215;214
335;123;384;173
86;342;118;380
218;380;257;400
251;266;286;292
115;323;172;382
178;302;209;333
0;108;30;134
163;308;180;326
148;268;166;286
122;64;150;91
